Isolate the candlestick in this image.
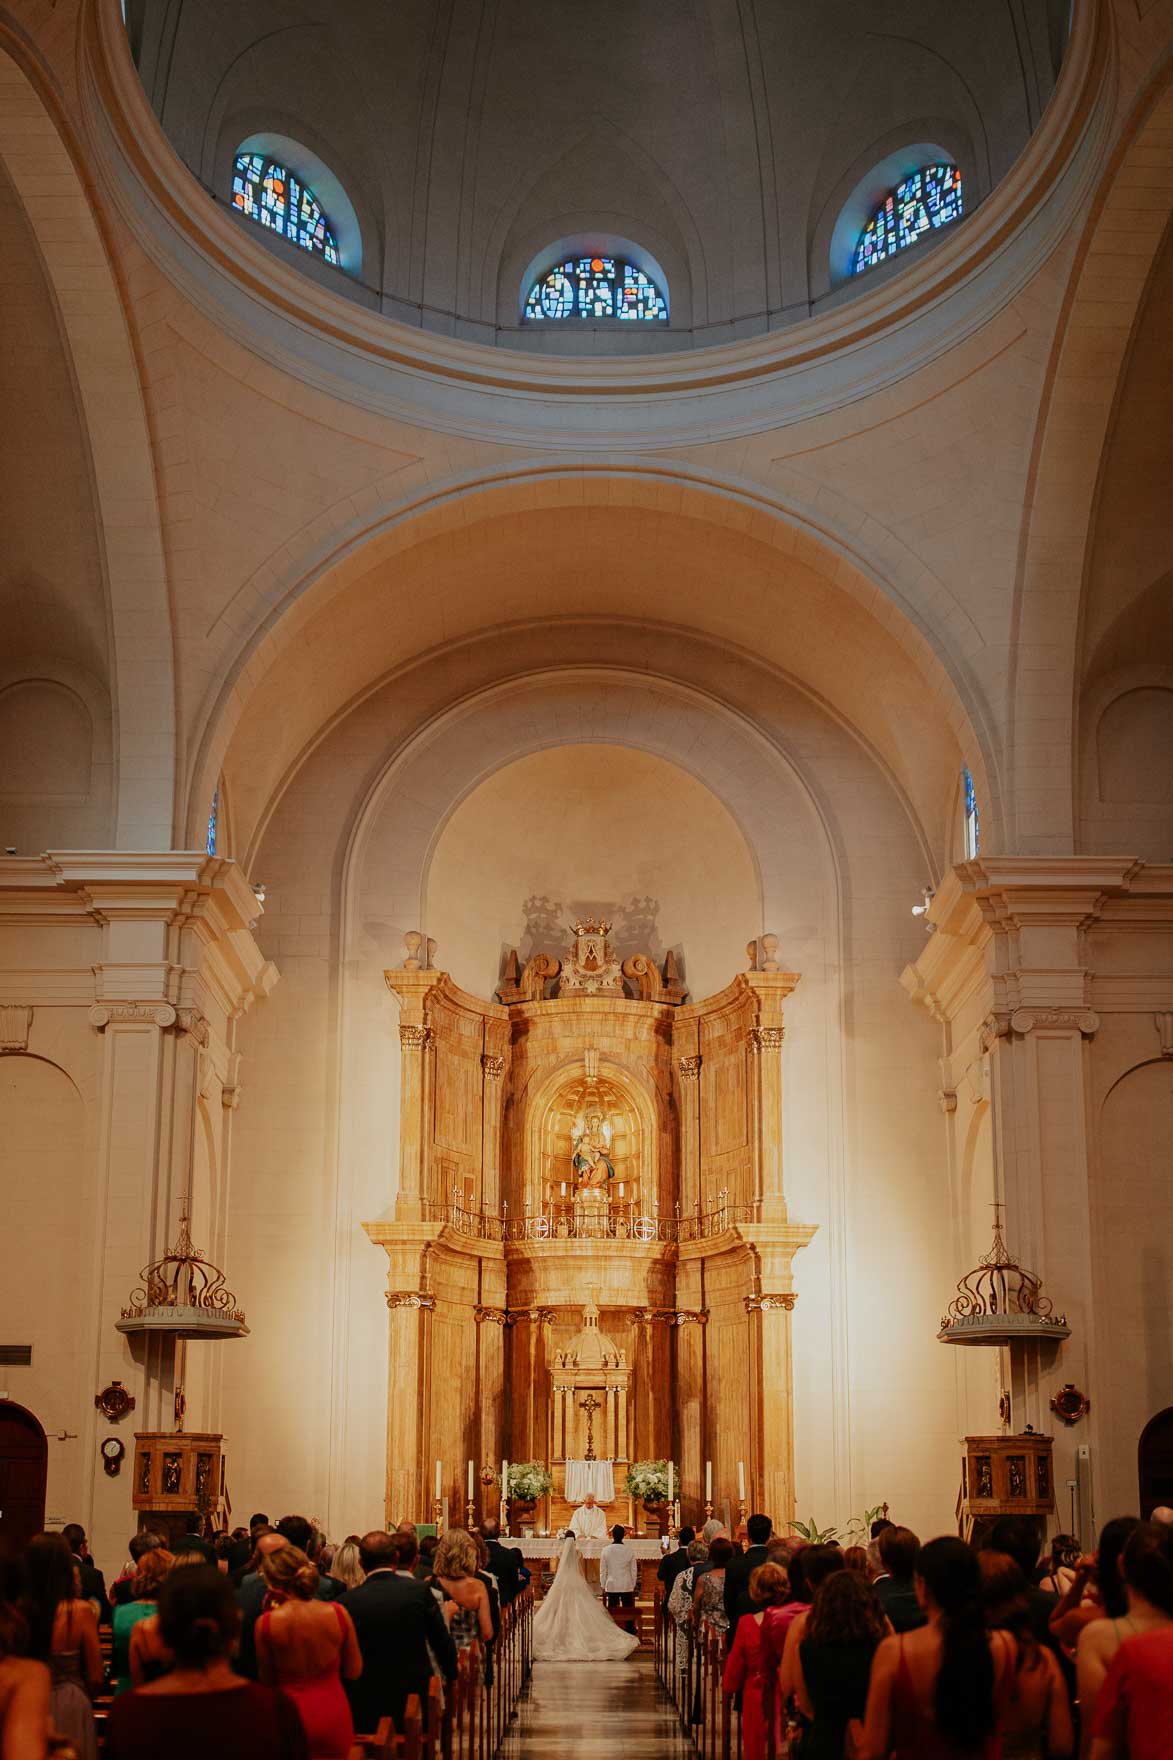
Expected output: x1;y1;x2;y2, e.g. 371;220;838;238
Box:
705;1459;712;1501
466;1498;475;1529
433;1496;444;1536
703;1499;714;1524
738;1459;746;1501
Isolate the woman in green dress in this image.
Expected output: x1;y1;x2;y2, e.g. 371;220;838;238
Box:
112;1547;173;1693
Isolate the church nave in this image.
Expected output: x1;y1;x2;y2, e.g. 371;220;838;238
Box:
498;1661;694;1760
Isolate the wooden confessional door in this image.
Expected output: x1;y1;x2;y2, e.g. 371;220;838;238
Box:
0;1401;47;1559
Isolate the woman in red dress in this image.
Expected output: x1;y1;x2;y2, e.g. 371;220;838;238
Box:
722;1562;791;1760
255;1546;361;1759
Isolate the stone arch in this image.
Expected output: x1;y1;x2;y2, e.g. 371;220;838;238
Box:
189;466;998;867
0;35;175;850
1010;74;1173;855
342;669;834;971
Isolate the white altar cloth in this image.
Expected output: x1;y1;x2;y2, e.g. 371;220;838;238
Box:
500;1537;662;1561
564;1458;616;1502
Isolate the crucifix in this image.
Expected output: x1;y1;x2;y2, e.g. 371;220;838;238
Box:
579;1392;602;1461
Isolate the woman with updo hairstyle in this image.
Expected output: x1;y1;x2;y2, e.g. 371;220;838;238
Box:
858;1536;1016;1760
1085;1521;1173;1760
254;1546;360;1758
105;1566;308;1759
722;1562;791;1760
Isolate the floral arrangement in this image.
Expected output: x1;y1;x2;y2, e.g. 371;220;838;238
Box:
625;1459;671;1502
505;1460;553;1501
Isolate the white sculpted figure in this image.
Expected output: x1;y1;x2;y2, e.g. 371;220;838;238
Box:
567;1492;609;1540
531;1533;639;1663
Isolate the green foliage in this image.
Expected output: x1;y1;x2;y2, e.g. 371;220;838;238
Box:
787;1515;842;1543
505;1460;553;1500
624;1459;671;1502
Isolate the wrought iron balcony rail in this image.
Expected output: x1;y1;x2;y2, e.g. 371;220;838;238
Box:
420;1192;756;1244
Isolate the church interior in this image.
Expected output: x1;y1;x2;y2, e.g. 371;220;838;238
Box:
2;0;1173;1730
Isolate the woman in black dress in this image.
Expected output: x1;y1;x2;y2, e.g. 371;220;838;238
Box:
794;1567;889;1760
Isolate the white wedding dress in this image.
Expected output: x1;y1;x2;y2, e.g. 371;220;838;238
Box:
531;1536;640;1662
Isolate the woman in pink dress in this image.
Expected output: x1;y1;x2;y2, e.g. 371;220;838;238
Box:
255;1546;361;1758
723;1562;792;1760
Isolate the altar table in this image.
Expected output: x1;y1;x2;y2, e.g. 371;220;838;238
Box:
499;1534;663;1598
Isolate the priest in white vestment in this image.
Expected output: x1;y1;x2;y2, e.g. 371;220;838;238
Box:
567;1492;609;1540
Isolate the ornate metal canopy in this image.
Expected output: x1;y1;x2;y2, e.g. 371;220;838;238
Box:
116;1215;249;1340
938;1209;1069;1347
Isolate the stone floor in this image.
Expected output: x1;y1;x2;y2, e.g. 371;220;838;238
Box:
498;1657;693;1759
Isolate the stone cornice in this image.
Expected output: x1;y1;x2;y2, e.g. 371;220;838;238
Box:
78;0;1113;448
0;853;277;1021
901;858;1173;1028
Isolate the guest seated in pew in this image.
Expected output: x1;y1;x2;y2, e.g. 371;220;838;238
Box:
722;1561;791;1760
0;1600;51;1760
105;1567;307;1760
256;1546;361;1759
344;1532;457;1736
111;1548;172;1694
24;1533;103;1760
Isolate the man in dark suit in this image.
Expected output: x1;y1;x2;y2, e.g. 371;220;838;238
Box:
62;1524;110;1625
478;1517;521;1606
345;1530;458;1732
871;1526;926;1632
723;1513;773;1624
657;1526;696;1594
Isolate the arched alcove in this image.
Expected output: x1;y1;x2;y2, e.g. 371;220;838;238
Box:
424;743;761;1004
1092;1060;1173;1517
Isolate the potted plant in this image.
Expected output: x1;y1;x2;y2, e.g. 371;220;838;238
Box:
625;1459;671;1529
505;1460;553;1522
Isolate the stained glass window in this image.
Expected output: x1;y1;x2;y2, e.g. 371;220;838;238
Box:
853;164;963;275
962;766;979;859
231;153;340;267
524;256;668;322
206;785;219;857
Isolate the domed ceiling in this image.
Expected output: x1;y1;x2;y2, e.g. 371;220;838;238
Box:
129;0;1068;353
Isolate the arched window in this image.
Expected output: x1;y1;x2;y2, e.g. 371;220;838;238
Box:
231;153;340;266
206;784;219;857
853;164;963;275
962;765;980;859
523;255;668;323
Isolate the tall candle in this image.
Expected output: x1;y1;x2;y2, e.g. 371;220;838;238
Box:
502;1458;509;1497
467;1459;474;1501
667;1461;674;1504
705;1459;712;1501
738;1460;746;1500
435;1458;442;1500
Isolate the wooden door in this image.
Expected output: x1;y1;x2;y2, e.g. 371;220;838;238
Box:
1139;1406;1173;1518
0;1402;48;1559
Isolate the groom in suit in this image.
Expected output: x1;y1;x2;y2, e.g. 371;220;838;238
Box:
345;1530;458;1730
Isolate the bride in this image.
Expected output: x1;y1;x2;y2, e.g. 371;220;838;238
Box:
532;1534;640;1663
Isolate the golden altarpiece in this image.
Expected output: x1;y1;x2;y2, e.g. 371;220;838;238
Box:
367;923;815;1531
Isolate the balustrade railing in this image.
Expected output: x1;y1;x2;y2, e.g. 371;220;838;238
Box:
421;1192;757;1244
